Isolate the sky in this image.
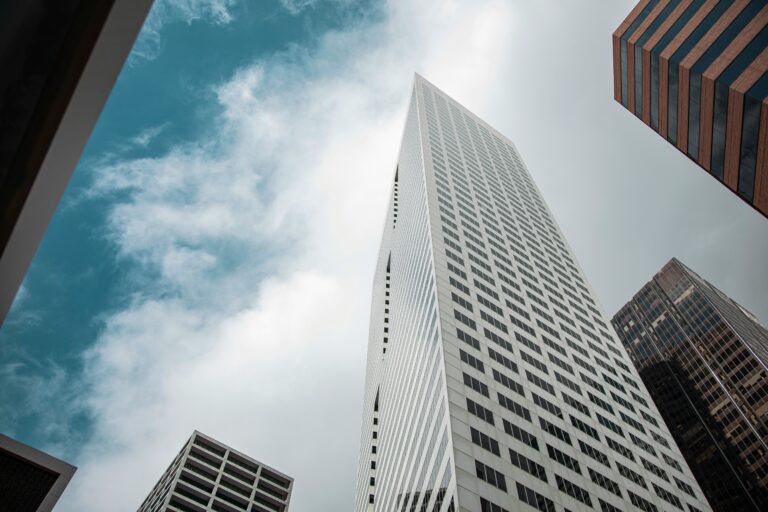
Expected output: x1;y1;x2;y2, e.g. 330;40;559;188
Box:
1;0;767;510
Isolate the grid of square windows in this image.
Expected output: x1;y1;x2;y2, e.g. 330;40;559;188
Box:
417;79;703;512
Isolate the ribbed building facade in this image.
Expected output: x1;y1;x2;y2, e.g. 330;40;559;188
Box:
612;0;768;217
138;431;292;512
612;258;768;511
354;75;711;512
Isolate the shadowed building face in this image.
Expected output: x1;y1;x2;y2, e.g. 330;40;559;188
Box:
0;434;76;512
613;0;768;218
613;257;768;511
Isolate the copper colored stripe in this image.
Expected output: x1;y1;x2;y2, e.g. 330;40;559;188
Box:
731;46;768;94
614;0;653;38
629;42;636;113
643;48;653;124
680;0;750;68
754;102;768;214
699;76;715;170
628;0;671;45
699;8;768;172
660;57;669;137
726;48;768;209
626;1;669;117
678;67;691;152
724;88;744;190
613;35;622;103
660;0;719;60
639;0;693;130
704;5;768;78
643;0;694;50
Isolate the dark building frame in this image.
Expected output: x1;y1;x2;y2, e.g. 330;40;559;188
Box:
0;0;154;325
0;433;77;512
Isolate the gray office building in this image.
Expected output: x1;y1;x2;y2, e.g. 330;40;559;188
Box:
354;75;711;512
613;258;768;511
138;431;292;512
0;433;76;512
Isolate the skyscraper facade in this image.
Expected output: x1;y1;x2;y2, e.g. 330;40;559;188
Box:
612;1;768;217
612;258;768;511
138;431;293;512
355;75;711;512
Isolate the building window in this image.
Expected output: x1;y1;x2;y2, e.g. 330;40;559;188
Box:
738;94;761;201
668;64;679;143
687;72;701;160
516;482;555;512
475;460;507;492
710;81;728;180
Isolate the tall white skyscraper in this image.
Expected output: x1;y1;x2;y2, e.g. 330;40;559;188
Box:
354;75;712;512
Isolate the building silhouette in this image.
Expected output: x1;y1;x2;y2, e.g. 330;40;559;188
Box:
613;1;768;217
0;1;154;325
613;258;768;511
138;431;292;512
0;433;76;512
355;75;711;512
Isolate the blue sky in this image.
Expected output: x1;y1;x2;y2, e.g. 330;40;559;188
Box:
2;0;385;506
2;1;767;510
1;0;377;445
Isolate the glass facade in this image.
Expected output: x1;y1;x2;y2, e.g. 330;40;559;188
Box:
613;258;768;512
356;76;711;512
613;0;768;217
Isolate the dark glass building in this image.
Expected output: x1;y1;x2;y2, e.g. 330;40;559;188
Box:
613;258;768;511
612;1;768;217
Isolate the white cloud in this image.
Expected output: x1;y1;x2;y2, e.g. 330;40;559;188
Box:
279;0;320;15
130;123;169;148
0;361;79;446
53;0;768;510
59;1;516;510
131;0;238;63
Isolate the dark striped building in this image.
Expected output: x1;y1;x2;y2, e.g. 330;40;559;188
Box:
613;1;768;217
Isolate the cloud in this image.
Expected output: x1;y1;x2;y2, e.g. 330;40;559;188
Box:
279;0;320;15
0;282;43;328
0;361;83;449
59;0;516;510
49;0;768;510
130;0;239;63
130;123;169;148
